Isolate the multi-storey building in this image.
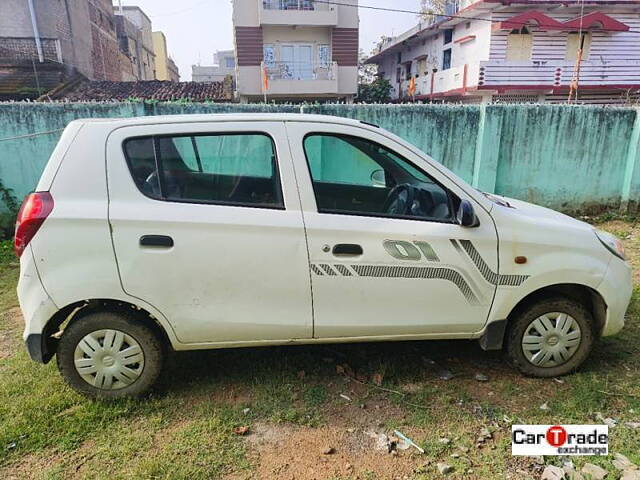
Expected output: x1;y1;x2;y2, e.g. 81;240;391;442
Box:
166;57;180;83
115;6;156;81
0;0;121;98
232;0;359;103
114;12;142;81
192;50;237;83
153;31;180;82
367;0;640;104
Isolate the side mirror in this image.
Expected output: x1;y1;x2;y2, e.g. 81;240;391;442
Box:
370;169;386;188
457;199;480;227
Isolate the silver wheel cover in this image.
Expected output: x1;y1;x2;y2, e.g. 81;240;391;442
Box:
521;312;582;368
73;329;145;390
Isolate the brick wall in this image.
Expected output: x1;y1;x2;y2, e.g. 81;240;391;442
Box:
90;25;121;81
0;0;122;81
0;38;60;62
86;0;121;81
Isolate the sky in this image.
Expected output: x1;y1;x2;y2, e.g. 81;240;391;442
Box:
116;0;421;81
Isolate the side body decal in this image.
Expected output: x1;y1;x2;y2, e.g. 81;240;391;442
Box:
453;239;529;287
309;238;527;306
311;262;480;305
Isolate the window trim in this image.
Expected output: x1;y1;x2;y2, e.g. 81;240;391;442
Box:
301;132;457;225
122;131;286;211
443;28;454;45
442;48;452;71
565;31;591;61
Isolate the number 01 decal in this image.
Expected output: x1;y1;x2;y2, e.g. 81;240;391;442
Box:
383;240;440;262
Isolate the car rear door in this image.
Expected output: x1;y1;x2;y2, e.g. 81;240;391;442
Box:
106;121;312;344
286;121;501;339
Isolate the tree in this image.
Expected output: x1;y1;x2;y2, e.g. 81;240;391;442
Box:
419;0;449;24
356;77;393;103
358;49;377;85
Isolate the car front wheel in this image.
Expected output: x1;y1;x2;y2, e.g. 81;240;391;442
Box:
505;296;595;377
57;311;164;399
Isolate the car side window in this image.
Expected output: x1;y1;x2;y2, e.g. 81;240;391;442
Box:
303;134;454;222
123;133;283;209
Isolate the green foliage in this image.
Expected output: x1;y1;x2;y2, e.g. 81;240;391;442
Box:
356;77;393;104
0;180;19;241
0;240;18;310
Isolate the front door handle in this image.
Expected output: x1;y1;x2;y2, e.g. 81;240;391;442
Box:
140;235;174;248
332;244;363;256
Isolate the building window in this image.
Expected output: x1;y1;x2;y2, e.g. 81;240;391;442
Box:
225;57;236;68
263;44;275;65
318;44;331;67
506;27;533;61
444;29;454;45
417;57;427;77
397;51;402;64
566;32;591;62
396;67;402;83
442;49;452;70
404;62;413;80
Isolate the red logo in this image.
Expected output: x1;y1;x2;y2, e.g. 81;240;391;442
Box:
546;426;567;447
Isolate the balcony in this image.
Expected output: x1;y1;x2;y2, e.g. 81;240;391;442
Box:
395;60;640;99
478;60;640;90
262;61;338;96
398;64;480;98
259;0;338;26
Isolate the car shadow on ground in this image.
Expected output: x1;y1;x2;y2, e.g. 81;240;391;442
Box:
153;332;630;398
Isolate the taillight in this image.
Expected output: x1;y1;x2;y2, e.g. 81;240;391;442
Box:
14;192;54;257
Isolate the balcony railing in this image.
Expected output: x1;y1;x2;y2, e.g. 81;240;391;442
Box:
397;64;474;98
478;60;640;88
264;61;336;81
262;0;329;11
259;0;337;25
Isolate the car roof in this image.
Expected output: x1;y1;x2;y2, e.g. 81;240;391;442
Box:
74;113;376;129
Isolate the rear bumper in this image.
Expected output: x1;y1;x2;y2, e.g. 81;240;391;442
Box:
25;334;55;363
18;246;59;363
598;257;633;337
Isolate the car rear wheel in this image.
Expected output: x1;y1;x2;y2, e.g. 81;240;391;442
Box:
57;311;164;399
505;296;595;377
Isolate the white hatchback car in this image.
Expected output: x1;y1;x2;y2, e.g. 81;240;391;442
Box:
16;114;631;398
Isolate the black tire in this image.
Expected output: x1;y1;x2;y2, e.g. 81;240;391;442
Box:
505;296;595;378
57;310;164;399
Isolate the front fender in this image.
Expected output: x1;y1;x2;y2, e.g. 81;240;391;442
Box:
487;263;608;326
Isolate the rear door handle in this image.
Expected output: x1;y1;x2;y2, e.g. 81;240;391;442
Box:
332;243;363;256
140;235;174;248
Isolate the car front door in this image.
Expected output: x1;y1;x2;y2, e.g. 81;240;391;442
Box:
286;122;500;339
106;121;312;345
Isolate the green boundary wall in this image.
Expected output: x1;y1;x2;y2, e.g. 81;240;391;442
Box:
1;102;639;213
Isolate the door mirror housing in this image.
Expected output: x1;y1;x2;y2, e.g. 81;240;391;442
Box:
457;199;480;227
370;169;386;187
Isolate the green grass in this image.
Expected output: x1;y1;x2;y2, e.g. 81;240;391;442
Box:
0;241;18;310
0;220;639;479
